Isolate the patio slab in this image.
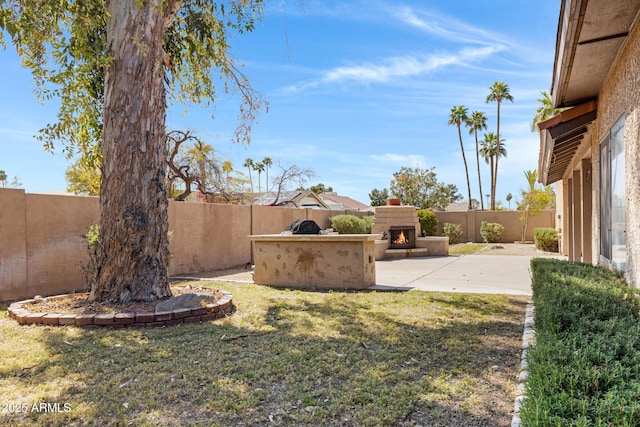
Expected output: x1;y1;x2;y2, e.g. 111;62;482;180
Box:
179;244;566;296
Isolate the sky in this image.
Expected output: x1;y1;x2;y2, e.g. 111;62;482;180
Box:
0;0;561;207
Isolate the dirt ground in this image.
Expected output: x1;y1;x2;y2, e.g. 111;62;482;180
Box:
476;242;540;256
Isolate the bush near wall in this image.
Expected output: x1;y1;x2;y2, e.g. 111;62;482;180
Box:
442;223;463;244
480;221;504;243
522;259;640;426
330;214;371;234
534;228;559;252
417;209;438;236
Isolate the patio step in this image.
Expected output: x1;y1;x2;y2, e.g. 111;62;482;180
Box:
384;247;429;259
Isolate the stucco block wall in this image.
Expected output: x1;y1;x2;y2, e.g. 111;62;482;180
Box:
168;202;252;275
25;193;100;297
434;210;555;243
0;190;99;301
0;189;365;301
0;189;28;301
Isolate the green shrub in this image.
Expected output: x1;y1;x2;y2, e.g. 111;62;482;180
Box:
416;209;438;236
81;224;100;284
442;222;463;243
330;214;369;234
534;227;559;252
479;221;504;243
361;215;373;233
522;259;640;426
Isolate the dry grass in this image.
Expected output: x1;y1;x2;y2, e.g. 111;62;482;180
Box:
448;243;488;256
1;283;528;426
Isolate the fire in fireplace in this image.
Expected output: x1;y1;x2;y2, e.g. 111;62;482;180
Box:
389;226;416;249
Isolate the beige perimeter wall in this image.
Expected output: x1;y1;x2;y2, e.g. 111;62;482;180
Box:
0;189;365;301
434;210;556;243
0;188;553;301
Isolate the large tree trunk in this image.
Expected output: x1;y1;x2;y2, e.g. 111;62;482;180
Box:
89;0;174;303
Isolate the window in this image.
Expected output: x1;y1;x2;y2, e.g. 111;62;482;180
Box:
599;116;626;270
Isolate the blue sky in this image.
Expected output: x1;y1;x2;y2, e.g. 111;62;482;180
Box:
0;0;560;206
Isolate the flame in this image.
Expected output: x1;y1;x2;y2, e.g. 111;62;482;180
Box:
393;230;409;245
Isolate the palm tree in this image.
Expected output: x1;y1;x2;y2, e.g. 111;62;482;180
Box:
243;158;254;193
466;110;488;210
506;192;513;210
222;160;233;191
486;81;514;210
262;156;272;193
448;105;473;210
186;142;214;192
254;161;265;197
524;169;538;191
479;132;507;206
531;90;562;132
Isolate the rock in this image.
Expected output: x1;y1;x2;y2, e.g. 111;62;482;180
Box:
155;293;215;313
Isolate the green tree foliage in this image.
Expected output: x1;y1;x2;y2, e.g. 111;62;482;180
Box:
369;188;389;206
531;90;565;132
479;132;506;208
166;130;233;202
0;169;22;188
486;81;513;210
417;209;438;236
389;166;461;211
65;159;101;195
448;105;473;210
506;192;513;210
309;183;333;195
1;0;266;303
0;0;265;167
466;110;488;210
262;156;272;193
518;170;553;242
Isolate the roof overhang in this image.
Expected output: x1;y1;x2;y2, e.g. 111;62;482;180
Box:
540;0;640;184
551;0;640;108
538;101;597;185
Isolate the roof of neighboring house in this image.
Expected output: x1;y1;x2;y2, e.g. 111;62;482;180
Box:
254;190;330;209
319;192;371;211
444;202;470;212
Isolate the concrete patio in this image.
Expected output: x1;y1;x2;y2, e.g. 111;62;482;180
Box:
179;244;566;296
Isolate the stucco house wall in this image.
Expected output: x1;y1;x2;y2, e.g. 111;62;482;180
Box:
589;20;640;284
545;5;640;285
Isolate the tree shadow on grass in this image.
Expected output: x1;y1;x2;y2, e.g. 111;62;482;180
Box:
0;289;526;426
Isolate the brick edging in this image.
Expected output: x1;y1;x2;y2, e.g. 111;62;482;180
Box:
5;291;233;328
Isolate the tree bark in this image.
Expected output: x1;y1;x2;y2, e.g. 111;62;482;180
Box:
89;0;174;303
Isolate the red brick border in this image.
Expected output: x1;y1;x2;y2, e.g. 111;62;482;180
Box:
5;291;233;328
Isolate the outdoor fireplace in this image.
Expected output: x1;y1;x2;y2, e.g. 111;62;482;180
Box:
389;226;416;249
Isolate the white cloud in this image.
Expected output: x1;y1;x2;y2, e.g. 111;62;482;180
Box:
392;6;512;47
369;153;428;168
283;45;504;92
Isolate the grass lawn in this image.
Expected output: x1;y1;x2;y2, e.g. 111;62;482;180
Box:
1;283;528;426
449;243;488;256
